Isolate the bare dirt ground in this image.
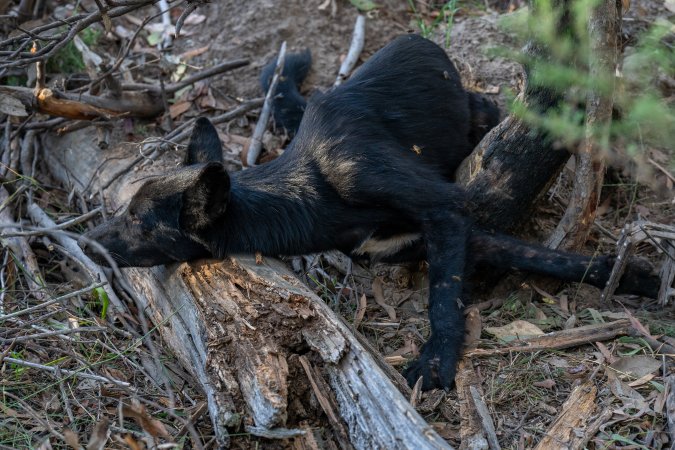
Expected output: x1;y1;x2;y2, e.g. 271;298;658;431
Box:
1;0;673;449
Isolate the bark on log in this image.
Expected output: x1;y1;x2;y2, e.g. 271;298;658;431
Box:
457;109;570;231
456;18;575;230
43;126;453;449
533;381;599;450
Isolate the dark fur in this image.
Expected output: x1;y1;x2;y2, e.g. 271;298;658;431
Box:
81;35;659;391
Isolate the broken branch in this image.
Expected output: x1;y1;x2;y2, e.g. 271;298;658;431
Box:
335;14;366;86
465;320;631;357
246;41;286;167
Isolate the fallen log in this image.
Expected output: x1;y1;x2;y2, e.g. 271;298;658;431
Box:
43;124;453;449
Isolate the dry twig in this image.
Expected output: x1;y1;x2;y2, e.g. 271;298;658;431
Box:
0;1;162;70
246;41;286;167
298;355;354;449
335;14;366;86
465;320;632;357
469;385;501;450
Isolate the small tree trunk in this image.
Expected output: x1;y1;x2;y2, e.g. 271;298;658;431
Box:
546;0;620;250
457;111;569;231
457;42;571;231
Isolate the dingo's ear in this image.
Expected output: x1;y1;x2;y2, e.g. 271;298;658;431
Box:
185;117;224;165
180;162;230;230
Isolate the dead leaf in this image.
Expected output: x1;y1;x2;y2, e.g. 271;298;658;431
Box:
563;314;576;330
533;379;556;389
531;304;547;322
372;277;396;321
596;195;612;216
198;88;219;109
627;373;654;387
122;434;144;450
538;401;557;414
114;25;134;39
0;402;21;418
609;355;661;380
596;341;616;364
169;101;191;119
387;338;416;358
171;62;187;83
104;368;128;382
567;364;587;376
531;284;558;303
180;45;210;60
485;320;544;342
63;429;80;449
73;35;103;71
635;204;650;217
654;378;669;413
122;402;170;439
606;370;650;415
353;294;367;328
86;417;110;450
547;356;570;368
182;13;206;25
624;308;653;338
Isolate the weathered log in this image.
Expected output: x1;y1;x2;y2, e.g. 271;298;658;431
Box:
43;125;453;449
